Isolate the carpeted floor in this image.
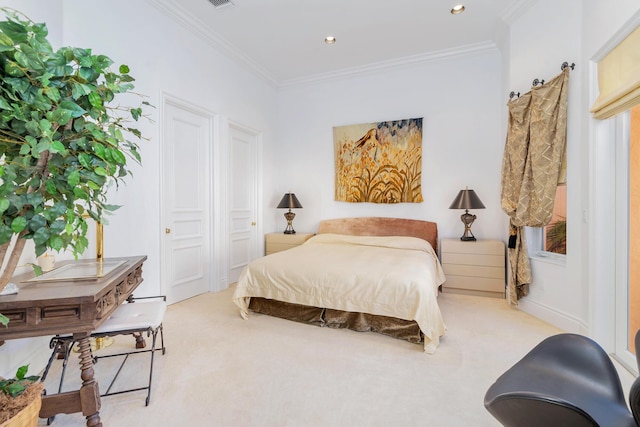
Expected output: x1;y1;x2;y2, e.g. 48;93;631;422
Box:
39;287;632;426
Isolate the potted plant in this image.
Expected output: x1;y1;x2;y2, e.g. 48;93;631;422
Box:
0;7;148;296
0;365;43;426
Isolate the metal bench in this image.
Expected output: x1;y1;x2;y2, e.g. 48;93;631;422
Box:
42;296;167;407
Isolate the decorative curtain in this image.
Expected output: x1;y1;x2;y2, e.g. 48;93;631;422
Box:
501;67;570;305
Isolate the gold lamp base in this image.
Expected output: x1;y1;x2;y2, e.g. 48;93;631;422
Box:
283;210;296;234
459;210;477;241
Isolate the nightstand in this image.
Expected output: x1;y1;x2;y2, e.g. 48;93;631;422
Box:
440;238;505;298
265;232;315;255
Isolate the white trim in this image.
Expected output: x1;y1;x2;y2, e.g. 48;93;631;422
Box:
592;9;640;62
518;297;587;334
614;111;637;371
144;0;277;87
145;0;500;90
588;112;617;350
588;11;640;353
213;114;228;291
278;42;499;89
529;251;566;266
500;0;539;25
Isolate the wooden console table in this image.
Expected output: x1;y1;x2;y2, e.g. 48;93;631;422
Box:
0;255;147;427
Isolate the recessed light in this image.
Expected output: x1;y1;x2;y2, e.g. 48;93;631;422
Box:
451;5;465;14
324;36;336;44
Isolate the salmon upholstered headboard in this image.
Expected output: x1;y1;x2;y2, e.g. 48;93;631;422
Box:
317;217;439;252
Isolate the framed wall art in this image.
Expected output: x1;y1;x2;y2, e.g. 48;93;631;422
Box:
333;117;424;203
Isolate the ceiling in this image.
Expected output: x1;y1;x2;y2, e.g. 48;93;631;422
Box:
148;0;533;86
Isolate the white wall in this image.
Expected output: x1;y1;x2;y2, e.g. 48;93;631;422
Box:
508;0;640;343
276;51;507;243
0;0;278;377
507;0;586;332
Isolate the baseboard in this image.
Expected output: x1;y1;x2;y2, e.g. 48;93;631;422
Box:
517;298;588;334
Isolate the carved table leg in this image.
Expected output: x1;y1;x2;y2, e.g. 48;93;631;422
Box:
77;336;102;427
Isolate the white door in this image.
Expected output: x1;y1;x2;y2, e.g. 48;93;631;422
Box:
228;124;259;284
162;98;212;304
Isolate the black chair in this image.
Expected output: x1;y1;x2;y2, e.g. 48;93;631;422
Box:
484;331;640;427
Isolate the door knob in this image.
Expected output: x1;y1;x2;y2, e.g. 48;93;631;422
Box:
165;228;171;234
251;222;256;226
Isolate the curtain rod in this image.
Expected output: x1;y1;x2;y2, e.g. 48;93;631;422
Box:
509;61;575;99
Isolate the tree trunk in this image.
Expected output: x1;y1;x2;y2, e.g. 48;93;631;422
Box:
0;232;28;294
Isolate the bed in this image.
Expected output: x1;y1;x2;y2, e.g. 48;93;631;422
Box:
232;217;447;353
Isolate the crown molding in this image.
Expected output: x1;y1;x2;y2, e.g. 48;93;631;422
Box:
278;41;499;89
146;0;501;90
144;0;279;88
500;0;539;25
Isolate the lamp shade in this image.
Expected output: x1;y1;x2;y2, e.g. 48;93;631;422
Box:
449;189;485;210
277;193;303;209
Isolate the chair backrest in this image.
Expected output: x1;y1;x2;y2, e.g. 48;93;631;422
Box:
485;395;599;427
635;329;640;371
630;377;640;426
632;329;640;425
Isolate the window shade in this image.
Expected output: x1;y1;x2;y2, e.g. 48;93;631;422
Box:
591;25;640;120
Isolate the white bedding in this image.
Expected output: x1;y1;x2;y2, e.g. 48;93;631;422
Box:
232;233;447;353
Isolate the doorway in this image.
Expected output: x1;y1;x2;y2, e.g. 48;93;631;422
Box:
227;123;260;284
161;96;213;304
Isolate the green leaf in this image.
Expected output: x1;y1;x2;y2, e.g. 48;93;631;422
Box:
50;140;66;154
49;107;72;126
45;86;61;103
88;92;102;108
15;365;28;381
73;186;89;200
0;198;9;214
0;313;8;327
93;143;106;158
59;100;87;118
0;224;12;245
0;96;10;110
78;152;91;169
0;31;13;47
119;64;130;74
49;219;66;234
33;227;49;245
72;82;95;99
67;170;80;187
28;214;46;231
39;119;52;133
108;148;126;165
11;216;27;233
94;166;107;176
103;204;121;212
45;179;56;194
0;21;28;43
49;234;63;250
47;203;67;220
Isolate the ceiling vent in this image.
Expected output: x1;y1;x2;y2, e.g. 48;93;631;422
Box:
208;0;234;9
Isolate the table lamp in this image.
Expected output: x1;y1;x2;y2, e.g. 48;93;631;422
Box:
277;192;303;234
449;188;485;241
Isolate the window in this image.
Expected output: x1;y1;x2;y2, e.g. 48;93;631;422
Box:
542;184;567;254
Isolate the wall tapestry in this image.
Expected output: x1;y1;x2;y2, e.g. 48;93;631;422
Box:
333;117;423;203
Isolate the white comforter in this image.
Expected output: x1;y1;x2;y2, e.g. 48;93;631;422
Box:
232;233;447;353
